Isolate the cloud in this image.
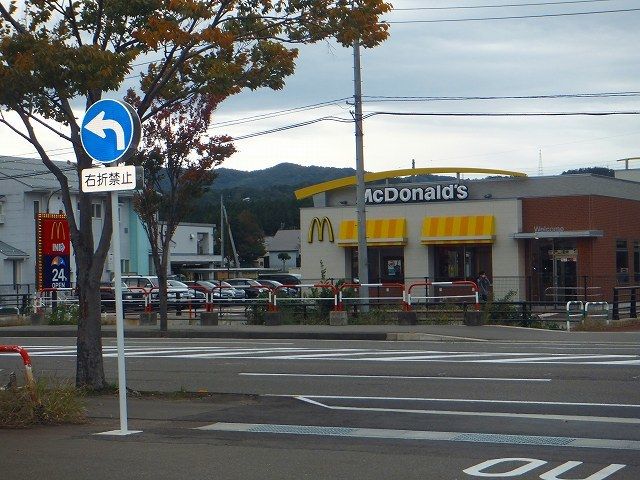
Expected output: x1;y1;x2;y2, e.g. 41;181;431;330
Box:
214;1;640;173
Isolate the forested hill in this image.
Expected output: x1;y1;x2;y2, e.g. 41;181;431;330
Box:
210;163;356;190
188;163;456;239
190;163;357;237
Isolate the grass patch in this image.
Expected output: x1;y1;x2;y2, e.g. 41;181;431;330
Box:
574;318;640;331
0;380;87;428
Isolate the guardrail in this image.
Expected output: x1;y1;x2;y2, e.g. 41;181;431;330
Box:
404;281;479;311
337;283;404;312
0;345;38;403
565;301;584;332
585;301;610;325
269;283;337;313
34;287;77;310
545;286;603;302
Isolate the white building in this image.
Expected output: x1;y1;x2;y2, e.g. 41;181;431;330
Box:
264;229;300;272
0;156;218;291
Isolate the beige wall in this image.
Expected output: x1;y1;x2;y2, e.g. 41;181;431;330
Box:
301;199;524;297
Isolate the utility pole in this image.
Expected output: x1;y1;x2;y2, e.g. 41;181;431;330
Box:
222;202;240;268
353;38;369;305
220;194;225;267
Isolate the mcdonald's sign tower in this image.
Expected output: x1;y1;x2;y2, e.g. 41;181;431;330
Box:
37;213;71;290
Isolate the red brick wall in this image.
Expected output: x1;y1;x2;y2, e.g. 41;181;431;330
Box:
522;195;640;282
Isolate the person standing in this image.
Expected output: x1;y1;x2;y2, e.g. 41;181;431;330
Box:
477;271;492;302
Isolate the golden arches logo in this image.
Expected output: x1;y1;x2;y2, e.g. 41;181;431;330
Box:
50;221;67;241
308;217;334;243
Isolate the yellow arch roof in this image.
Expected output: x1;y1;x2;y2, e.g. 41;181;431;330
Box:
294;167;527;200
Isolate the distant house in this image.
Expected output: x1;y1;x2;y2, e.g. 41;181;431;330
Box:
264;229;300;272
0;156;219;290
0;156;151;291
160;221;221;277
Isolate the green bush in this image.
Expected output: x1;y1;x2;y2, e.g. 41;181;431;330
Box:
47;304;79;325
481;290;521;324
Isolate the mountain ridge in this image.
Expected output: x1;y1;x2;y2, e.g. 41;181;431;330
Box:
210;163;357;190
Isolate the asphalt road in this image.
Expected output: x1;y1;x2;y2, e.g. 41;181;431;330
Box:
1;335;639;479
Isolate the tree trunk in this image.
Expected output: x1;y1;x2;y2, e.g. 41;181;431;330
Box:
158;273;169;334
69;164;111;390
75;268;107;389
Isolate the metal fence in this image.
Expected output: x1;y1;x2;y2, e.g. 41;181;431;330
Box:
0;284;33;313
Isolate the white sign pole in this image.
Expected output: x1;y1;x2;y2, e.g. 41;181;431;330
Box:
110;190;139;435
81;99;142;436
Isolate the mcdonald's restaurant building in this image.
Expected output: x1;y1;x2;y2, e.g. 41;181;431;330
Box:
297;168;640;301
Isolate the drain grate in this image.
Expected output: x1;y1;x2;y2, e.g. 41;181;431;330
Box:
247;424;357;436
453;433;575;446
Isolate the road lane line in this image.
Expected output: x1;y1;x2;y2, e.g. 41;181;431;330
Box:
477;354;637;363
295;395;640;409
241;373;552;382
155;348;337;358
195;422;640;450
294;398;640;425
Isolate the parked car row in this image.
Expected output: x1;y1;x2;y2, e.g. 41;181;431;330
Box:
99;274;303;311
99;281;145;312
184;280;245;300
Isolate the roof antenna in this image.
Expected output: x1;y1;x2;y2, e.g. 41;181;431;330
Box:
538;149;543;176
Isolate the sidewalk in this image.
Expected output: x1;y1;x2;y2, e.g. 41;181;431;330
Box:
2;322;640;343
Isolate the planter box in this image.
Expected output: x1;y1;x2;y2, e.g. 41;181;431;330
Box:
264;312;283;326
200;312;219;326
329;311;348;326
463;310;483;326
139;312;158;326
397;311;418;325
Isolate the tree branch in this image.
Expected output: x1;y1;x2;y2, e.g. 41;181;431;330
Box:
64;0;84;47
15;109;79;234
92;0;104;45
0;1;27;34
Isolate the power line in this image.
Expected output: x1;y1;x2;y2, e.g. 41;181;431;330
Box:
384;7;640;23
210;97;350;129
392;0;618;11
225;116;353;142
363;92;640;102
362;110;640;119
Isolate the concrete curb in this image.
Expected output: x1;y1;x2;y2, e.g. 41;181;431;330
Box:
386;332;488;342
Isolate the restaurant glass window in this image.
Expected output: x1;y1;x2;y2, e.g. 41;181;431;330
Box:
617;239;629;284
529;238;578;302
433;245;491;282
349;247;405;283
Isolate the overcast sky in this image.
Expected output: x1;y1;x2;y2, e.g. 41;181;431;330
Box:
212;0;640;176
3;0;640;177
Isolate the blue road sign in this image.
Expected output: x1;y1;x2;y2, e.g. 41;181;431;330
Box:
81;99;141;164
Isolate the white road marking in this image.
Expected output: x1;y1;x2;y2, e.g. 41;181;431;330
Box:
294;397;640;425
292;395;640;409
477;354;637;363
241;373;552;382
155;348;354;359
196;422;640;450
12;345;640;365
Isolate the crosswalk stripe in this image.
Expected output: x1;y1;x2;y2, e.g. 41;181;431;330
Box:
6;345;638;365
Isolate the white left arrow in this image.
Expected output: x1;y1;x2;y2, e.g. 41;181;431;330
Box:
84;110;126;150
